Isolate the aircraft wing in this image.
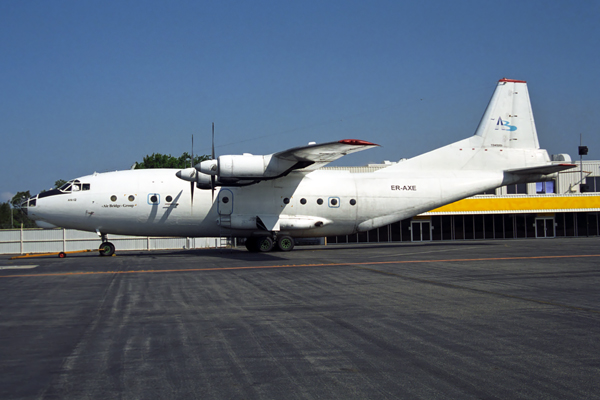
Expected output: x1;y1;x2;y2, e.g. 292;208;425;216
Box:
506;163;577;175
186;139;379;188
273;139;379;171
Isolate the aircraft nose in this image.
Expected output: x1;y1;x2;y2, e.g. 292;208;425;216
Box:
21;195;38;217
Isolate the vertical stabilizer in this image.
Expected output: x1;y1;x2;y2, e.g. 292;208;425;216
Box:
474;79;540;149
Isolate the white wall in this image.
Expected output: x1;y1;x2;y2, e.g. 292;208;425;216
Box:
0;228;227;255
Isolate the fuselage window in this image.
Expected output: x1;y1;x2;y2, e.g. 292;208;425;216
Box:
222;197;229;204
300;198;307;205
147;193;160;205
317;198;323;205
350;199;356;206
110;195;117;202
166;195;173;202
128;195;135;202
283;198;290;204
330;198;338;206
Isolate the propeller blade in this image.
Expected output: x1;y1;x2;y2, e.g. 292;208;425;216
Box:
191;135;195;208
211;175;215;202
211;122;216;202
190;180;194;205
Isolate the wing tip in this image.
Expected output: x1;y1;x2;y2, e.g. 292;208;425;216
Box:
338;139;379;146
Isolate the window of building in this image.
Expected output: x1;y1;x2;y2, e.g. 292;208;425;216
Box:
536;181;555;194
586;177;600;192
507;183;527;194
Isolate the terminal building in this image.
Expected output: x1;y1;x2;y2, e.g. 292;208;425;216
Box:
325;157;600;244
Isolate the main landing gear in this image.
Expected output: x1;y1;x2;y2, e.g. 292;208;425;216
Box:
245;235;295;253
98;233;116;256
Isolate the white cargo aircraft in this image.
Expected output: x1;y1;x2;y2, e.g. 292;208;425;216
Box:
24;79;574;255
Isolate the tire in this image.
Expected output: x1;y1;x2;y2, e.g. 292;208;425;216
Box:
276;236;295;252
99;242;116;257
257;236;274;252
245;237;259;252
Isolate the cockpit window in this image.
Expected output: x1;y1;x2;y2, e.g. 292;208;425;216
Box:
21;197;36;208
58;180;90;193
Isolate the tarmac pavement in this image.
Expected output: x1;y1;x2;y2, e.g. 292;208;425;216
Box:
1;238;599;399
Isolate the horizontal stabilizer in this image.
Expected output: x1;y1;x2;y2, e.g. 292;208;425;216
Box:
507;164;576;175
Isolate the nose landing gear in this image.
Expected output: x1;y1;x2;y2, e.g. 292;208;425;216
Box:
99;241;116;256
98;232;116;256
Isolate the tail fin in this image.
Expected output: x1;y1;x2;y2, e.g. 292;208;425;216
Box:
474;78;540;149
379;78;556;173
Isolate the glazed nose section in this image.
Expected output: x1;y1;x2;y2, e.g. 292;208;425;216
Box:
20;195;38;217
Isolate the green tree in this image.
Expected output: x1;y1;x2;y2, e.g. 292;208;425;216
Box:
54;179;68;189
135;152;210;169
0;202;11;229
10;191;31;209
0;192;37;229
8;191;37;228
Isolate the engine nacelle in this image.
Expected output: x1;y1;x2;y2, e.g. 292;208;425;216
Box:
199;154;297;179
217;154;273;178
195;172;212;188
198;159;218;176
175;167;214;189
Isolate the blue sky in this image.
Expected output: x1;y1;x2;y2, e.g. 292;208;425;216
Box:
1;0;599;201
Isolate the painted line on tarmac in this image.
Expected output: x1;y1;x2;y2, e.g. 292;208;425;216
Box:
0;254;599;278
0;265;39;270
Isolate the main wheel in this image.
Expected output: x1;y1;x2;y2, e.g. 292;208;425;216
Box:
245;237;259;252
257;237;274;252
276;236;295;252
99;241;116;257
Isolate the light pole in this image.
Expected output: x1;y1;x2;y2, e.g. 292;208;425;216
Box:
579;134;588;192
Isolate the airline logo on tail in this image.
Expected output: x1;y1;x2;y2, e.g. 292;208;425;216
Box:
495;117;517;131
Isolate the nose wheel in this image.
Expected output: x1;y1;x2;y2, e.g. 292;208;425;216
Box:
99;241;115;256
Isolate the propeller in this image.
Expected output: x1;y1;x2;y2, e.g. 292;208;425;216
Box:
190;134;195;208
211;122;216;202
